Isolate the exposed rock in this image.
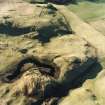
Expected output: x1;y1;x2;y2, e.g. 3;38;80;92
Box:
55;5;105;57
0;1;71;42
0;33;97;105
0;1;104;105
58;59;105;105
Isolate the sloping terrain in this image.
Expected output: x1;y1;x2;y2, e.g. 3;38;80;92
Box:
0;0;105;105
89;20;105;36
68;1;105;36
55;5;105;57
55;3;105;105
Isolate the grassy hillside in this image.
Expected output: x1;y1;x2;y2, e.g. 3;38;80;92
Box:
67;0;105;22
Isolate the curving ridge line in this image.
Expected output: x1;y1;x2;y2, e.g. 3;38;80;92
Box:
55;5;105;58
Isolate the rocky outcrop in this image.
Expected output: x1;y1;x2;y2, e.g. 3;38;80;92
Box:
0;1;104;105
55;5;105;57
0;1;71;42
58;66;105;105
0;33;97;105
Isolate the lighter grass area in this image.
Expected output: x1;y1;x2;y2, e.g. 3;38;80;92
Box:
67;1;105;22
